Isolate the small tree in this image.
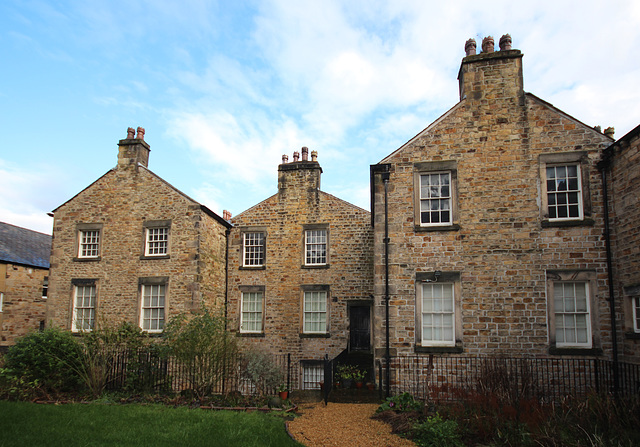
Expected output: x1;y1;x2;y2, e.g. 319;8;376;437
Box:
162;307;238;399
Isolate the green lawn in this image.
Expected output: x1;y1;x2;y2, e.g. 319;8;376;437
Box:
0;401;303;447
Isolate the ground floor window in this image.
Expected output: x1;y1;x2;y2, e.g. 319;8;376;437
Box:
140;283;165;332
302;363;324;390
633;296;640;333
73;284;96;332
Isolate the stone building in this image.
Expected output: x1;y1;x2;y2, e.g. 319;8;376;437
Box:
0;222;51;349
599;124;640;361
227;148;374;389
370;35;616;362
46;128;231;333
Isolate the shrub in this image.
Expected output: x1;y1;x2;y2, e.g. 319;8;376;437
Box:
241;348;284;396
412;413;463;447
3;328;83;394
377;392;423;413
163;307;238;399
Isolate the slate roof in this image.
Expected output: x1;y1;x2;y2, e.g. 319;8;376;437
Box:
0;222;52;269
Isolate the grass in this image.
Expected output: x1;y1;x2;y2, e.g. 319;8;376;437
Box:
0;401;303;447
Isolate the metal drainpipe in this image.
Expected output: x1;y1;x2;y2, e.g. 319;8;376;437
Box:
382;171;391;398
224;228;230;329
599;164;620;397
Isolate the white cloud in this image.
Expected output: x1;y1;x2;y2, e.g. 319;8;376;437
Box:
0;161;59;234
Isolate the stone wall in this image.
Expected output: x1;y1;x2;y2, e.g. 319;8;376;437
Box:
603;126;640;361
47;136;229;331
0;263;47;347
227;154;373;386
372;39;614;359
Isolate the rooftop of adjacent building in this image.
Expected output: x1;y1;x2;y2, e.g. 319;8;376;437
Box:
0;221;52;269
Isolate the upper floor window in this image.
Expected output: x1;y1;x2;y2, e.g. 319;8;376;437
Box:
539;153;592;227
413;161;459;231
145;227;169;256
419;172;451;225
42;277;48;299
305;229;327;266
142;220;170;259
79;229;100;258
546;165;583;221
243;232;265;267
72;283;96;332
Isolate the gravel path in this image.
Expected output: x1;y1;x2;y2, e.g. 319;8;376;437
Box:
287;402;416;447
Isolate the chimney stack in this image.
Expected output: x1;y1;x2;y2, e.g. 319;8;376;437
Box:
458;34;523;104
223;210;232;220
118;126;150;169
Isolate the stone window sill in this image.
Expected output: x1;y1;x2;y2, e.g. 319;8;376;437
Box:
140;255;170;260
542;218;595;228
414;224;460;233
300;333;330;338
415;345;463;354
549;346;603;356
73;257;101;262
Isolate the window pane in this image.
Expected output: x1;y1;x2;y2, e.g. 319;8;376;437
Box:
421;283;455;345
141;284;165;332
420;172;452;225
554;281;591;347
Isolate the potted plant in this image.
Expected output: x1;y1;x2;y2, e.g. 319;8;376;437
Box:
337;364;364;389
353;369;366;389
277;383;288;400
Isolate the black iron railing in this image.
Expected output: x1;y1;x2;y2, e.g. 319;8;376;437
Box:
378;355;640;403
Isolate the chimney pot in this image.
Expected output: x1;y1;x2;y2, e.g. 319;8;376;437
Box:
604;127;615;138
293;151;300;162
465;38;477;56
499;34;512;51
282;154;289;163
594;125;602;133
136;127;145;140
127;127;135;139
223;210;232;220
311;150;318;162
482;36;495;53
302;147;309;161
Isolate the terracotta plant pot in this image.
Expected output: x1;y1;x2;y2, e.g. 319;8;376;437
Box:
279;390;288;400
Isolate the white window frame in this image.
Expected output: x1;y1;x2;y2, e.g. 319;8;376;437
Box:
419;171;452;226
633;296;640;334
545;164;583;221
304;229;327;266
72;284;96;332
240;291;264;333
78;229;100;258
0;292;3;312
303;290;327;334
420;282;455;347
302;363;324;390
140;283;166;333
145;227;169;256
242;232;265;267
42;277;48;300
553;281;592;348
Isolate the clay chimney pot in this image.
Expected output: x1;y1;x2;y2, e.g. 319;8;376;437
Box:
499;34;512;51
465;38;477;56
482;36;495;53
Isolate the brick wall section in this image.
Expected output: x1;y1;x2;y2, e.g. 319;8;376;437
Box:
47;138;228;331
0;263;47;347
603;126;640;361
227;158;373;373
373;48;614;359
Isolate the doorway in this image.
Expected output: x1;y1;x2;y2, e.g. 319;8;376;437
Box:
349;305;371;351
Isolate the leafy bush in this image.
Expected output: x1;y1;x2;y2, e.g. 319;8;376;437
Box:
242;348;284;396
3;328;83;394
377;392;423;413
163;307;238;399
412;413;463;447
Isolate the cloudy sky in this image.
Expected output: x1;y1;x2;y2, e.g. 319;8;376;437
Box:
2;0;639;235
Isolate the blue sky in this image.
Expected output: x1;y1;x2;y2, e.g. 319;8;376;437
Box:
2;0;639;235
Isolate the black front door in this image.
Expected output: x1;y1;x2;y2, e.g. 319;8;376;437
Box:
349;306;371;351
